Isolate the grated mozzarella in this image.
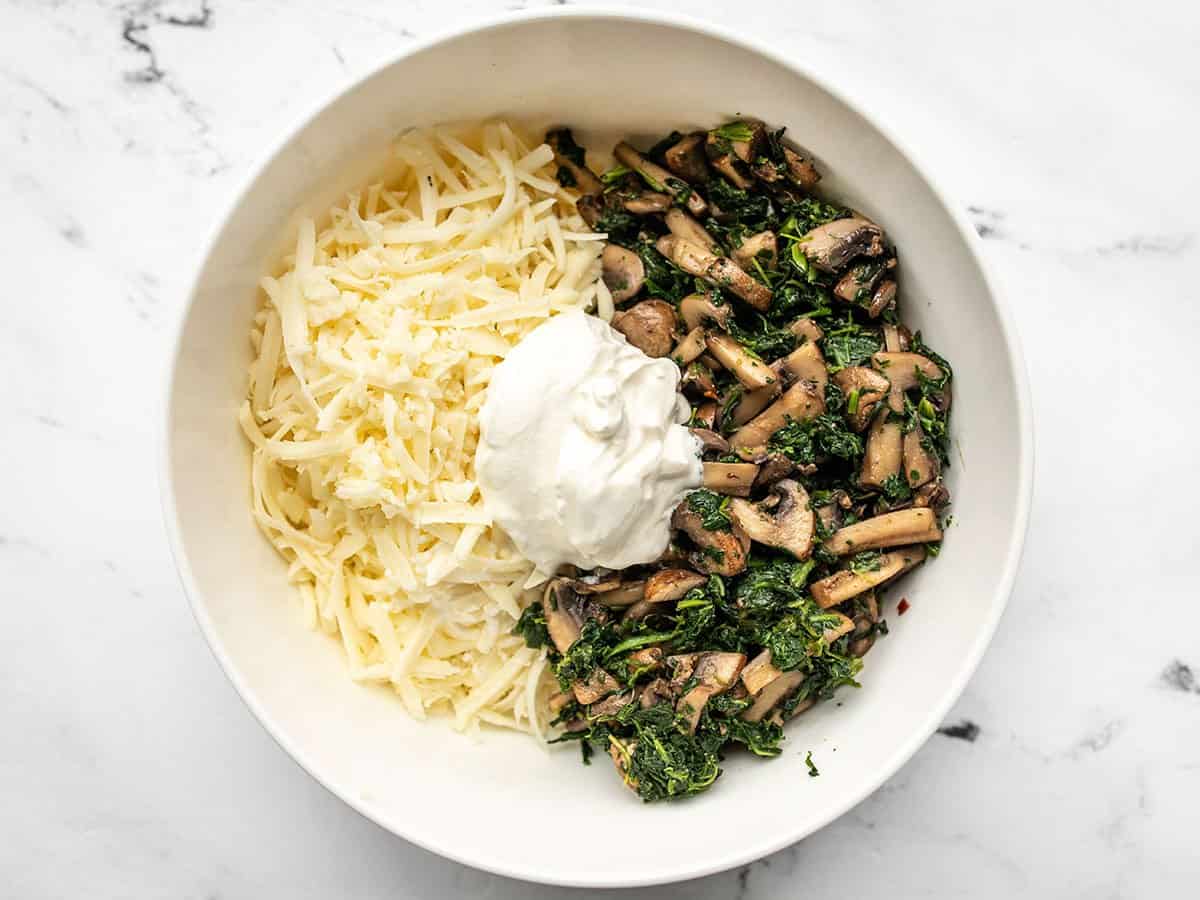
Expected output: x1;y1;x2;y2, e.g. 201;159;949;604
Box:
241;122;604;737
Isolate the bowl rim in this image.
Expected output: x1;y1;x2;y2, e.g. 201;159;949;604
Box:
159;5;1035;888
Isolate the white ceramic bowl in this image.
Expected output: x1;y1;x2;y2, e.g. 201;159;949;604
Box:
162;9;1032;888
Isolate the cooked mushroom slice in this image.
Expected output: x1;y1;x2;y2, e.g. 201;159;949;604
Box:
732;231;778;271
644;568;707;604
704;333;775;390
702;462;760;497
859;407;903;489
670;326;707;366
824;507;942;556
740;649;784;695
730;379;825;453
656;235;773;311
823;613;856;642
664;131;710;183
810;546;927;608
676;651;747;733
753;453;795;489
541;579;583;654
690;427;729;456
775;340;828;393
782;146;821;190
614;141;707;216
728;383;777;428
904;426;940;488
601;244;645;304
623;191;673;214
729;120;768;164
664;209;720;254
572;668;622;705
628;648;664;675
913;480;951;510
729;479;815;560
587;690;634;720
798;216;885;273
832;366;891;432
608;736;638;791
743;670;805;723
882;322;913;353
547;690;572;715
590;580;647;607
639;677;676;709
671;501;750;576
679;293;731;332
705;127;760;189
788;317;824;344
872;352;942;411
867;279;897;318
565;572;623;594
833;257;895;305
612;300;676;358
545;128;603;195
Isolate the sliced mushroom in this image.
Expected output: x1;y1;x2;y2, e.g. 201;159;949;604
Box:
612;300;676;358
730;379;825;453
644;568;707;604
740;649;784;695
656;235;773;311
729;121;768;165
810;546;927;608
630;647;664;672
782;146;821;190
732;231;778;271
670;326;708;366
832;366;891;432
872;352;942;412
671;501;750;576
541;580;583;654
702;461;760;497
676;651;747;733
690;427;729;455
775;340;828;394
867;279;897;318
823;508;942;556
614;141;707;216
788;317;825;344
664;132;710;183
798;216;885;273
913;480;951;510
639;677;676;709
823;613;856;642
587;690;634;719
904;426;940;488
572;668;622;705
676;296;728;335
729;479;815;559
547;690;572;715
728;383;778;428
753;453;795;489
743;670;805;723
833;257;895;305
704;333;776;390
623;191;673;214
859;407;903;489
882;322;912;353
545;128;603;195
590;580;647;607
601;244;645;304
705;135;756;189
665;208;720;254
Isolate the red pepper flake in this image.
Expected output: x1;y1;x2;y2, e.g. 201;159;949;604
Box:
897;598;911;615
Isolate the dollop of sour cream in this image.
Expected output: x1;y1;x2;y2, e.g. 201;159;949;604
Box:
476;310;702;577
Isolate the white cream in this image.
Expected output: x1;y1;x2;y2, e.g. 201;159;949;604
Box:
476;310;702;577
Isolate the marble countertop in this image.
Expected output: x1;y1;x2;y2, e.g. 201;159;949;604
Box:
3;0;1197;896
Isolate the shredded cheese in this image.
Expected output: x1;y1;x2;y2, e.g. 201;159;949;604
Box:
242;122;605;737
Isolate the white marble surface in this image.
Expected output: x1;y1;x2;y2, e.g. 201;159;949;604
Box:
2;0;1198;896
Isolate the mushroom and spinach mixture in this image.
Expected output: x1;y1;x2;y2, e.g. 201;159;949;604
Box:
514;120;954;802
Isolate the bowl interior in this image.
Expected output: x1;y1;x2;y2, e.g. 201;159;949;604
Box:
165;12;1028;888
